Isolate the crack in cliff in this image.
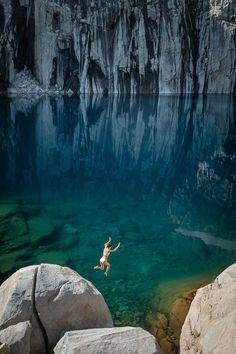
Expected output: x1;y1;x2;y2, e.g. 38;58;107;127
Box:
32;267;49;354
185;0;199;94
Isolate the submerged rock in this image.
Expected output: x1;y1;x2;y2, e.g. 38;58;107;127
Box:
0;264;113;354
0;213;28;241
0;205;18;220
0;252;23;274
53;327;163;354
175;227;236;251
28;217;60;247
60;224;79;249
36;250;69;266
145;286;197;353
169;298;190;341
146;312;168;339
159;336;178;354
180;264;236;354
63;224;77;235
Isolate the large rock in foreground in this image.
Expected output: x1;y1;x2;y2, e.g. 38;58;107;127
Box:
54;327;163;354
180;264;236;354
0;265;44;353
0;264;113;354
35;264;113;348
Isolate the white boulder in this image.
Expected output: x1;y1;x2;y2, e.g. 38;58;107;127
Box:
180;264;236;354
0;264;113;354
54;327;164;354
0;321;32;354
35;264;113;348
0;265;44;353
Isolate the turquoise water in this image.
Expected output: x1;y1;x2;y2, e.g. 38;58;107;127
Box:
0;94;236;331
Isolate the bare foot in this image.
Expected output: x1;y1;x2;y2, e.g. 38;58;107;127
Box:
94;266;99;269
104;272;108;276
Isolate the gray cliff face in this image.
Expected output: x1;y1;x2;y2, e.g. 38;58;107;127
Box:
0;0;236;94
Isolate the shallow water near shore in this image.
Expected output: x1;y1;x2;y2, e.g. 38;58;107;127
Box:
0;94;236;340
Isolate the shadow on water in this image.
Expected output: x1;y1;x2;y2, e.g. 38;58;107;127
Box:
0;94;236;350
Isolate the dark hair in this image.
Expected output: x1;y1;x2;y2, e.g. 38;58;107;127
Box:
107;242;112;248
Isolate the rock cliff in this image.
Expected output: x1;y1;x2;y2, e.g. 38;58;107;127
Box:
0;0;235;94
180;264;236;354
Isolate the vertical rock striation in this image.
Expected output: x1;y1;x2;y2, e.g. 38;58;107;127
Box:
0;0;235;94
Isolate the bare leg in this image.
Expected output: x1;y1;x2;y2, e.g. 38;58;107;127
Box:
94;261;105;270
104;262;110;276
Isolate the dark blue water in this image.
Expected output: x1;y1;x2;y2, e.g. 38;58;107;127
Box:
0;94;236;332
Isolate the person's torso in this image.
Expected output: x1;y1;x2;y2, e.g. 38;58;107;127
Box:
103;247;110;258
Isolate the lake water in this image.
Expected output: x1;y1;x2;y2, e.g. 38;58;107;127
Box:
0;94;236;342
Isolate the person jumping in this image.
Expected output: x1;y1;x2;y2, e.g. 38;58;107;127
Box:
94;237;120;276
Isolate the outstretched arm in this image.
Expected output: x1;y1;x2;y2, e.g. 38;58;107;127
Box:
105;237;112;246
110;242;121;252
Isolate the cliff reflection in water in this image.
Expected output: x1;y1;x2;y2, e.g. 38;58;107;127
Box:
1;95;235;206
0;94;236;341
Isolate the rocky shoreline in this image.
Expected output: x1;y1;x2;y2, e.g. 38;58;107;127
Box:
0;263;236;354
146;289;197;353
1;68;72;98
0;264;163;354
144;275;214;353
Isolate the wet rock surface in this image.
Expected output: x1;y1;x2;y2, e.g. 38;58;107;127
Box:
146;288;197;353
0;0;235;94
